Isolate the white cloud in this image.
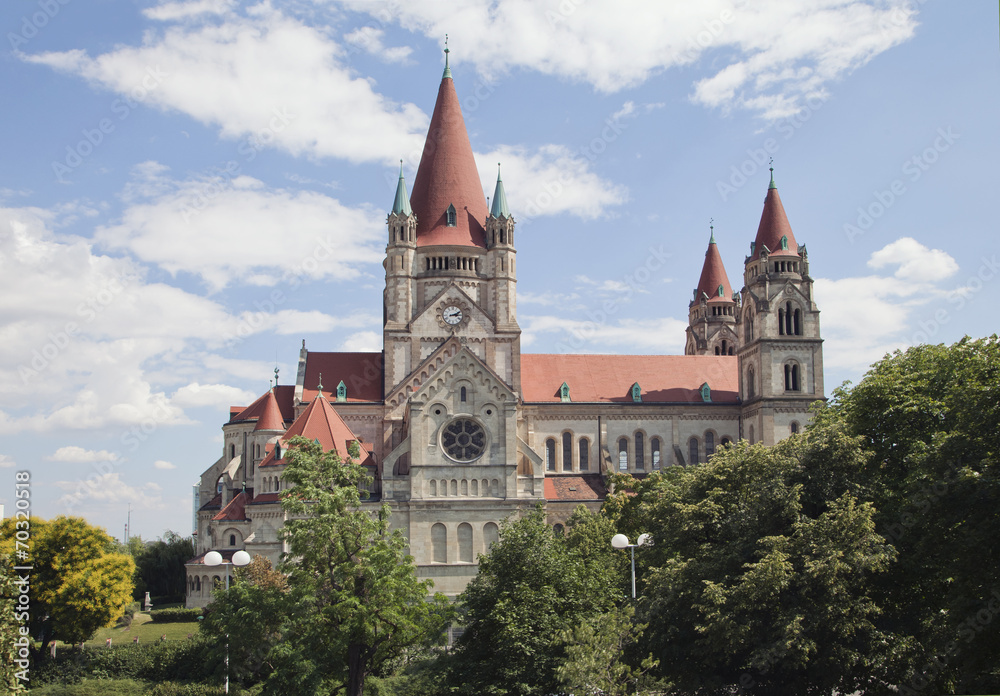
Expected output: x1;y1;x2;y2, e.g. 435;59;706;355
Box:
54;472;165;511
815;238;959;374
170;383;258;409
868;236;959;283
144;0;235;21
269;310;379;336
521;315;687;353
154;460;177;470
344;0;917;120
344;27;413;63
97;163;385;291
475;145;628;222
0;454;15;469
340;331;382;352
47;446;121;463
24;6;428;165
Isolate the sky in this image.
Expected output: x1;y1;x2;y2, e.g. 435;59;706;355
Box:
0;0;997;541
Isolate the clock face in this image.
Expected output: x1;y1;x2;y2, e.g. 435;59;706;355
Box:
443;306;463;325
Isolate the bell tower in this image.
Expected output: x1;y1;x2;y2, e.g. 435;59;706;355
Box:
384;161;417;331
736;168;824;445
686;224;738;357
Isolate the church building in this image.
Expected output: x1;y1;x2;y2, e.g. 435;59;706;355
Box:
186;52;824;606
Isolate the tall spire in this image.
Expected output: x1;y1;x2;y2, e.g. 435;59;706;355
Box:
751;171;797;261
490;163;510;218
695;227;733;302
768;158;776;190
409;45;489;248
391;160;412;215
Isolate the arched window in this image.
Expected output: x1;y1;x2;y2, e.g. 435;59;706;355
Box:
579;438;590;471
460;386;467;402
446;204;456;227
651;438;661;469
784;363;800;391
458;523;473;563
471;479;478;496
747;367;756;399
229;444;235;459
195;576;201;592
562;432;573;471
705;432;715;459
720;437;732;447
461;479;468;496
778;307;785;335
793;309;801;335
618;437;628;470
790;422;799;435
482;479;489;496
429;480;437;496
450;480;458;496
553;524;564;536
545;438;556;471
689;437;699;465
229;534;236;547
635;432;645;470
784;302;794;336
484;522;500;549
431;524;447;563
440;479;448;496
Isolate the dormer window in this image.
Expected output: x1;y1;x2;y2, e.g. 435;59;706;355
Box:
446;204;456;227
780;235;788;250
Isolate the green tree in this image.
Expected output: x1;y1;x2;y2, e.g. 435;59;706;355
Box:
819;336;1000;692
0;516;135;656
0;557;28;691
449;505;622;695
556;604;662;696
636;431;894;695
259;436;449;696
132;531;195;601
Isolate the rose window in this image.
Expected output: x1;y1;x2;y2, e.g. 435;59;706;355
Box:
442;418;486;462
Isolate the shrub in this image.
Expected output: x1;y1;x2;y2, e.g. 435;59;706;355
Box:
149;607;203;623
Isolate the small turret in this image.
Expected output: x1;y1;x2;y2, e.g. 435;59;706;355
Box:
685;224;738;356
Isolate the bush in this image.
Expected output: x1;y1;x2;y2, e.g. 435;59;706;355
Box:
31;679;259;695
149;607;203;623
150;594;187;606
32;637;219;686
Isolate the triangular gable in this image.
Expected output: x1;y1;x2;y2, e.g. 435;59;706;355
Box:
410;283;497;336
278;394;374;466
384;336;464;413
410;345;516;405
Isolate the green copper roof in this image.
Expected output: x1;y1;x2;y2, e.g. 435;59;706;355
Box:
490;164;510;218
709;222;716;244
768;166;776;190
391;161;412;215
442;42;452;79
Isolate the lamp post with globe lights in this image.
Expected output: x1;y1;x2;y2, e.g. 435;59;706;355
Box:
611;533;651;599
204;549;251;694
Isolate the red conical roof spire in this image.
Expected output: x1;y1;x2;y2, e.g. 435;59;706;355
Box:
695;229;734;302
750;168;798;260
409;51;488;248
254;389;285;432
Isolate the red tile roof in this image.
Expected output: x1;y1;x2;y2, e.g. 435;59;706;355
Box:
230;385;296;424
254;389;285;432
212;490;249;522
260;394;374;468
751;185;798;260
199;493;222;511
521;354;738;403
248;492;281;505
695;238;734;303
544;475;608;501
409;73;489;248
302;352;383;403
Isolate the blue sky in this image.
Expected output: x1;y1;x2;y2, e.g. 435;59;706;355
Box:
1;0;997;540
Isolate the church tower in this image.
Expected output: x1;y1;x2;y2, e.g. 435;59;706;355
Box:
736;169;824;445
685;226;738;356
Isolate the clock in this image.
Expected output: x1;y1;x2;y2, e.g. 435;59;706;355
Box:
443;305;463;325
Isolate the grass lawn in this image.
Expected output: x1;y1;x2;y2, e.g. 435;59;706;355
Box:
52;611;202;650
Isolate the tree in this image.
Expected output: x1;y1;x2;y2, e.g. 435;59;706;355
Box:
0;516;134;655
634;431;895;696
262;436;449;696
131;531;195;601
556;604;662;696
448;505;622;695
0;557;28;691
819;336;1000;692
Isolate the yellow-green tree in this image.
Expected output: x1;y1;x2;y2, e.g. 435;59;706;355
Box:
0;516;134;655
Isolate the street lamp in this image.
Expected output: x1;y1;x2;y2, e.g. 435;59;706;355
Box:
611;533;651;599
204;549;251;694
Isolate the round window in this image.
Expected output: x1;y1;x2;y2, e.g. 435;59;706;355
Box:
442;418;486;462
